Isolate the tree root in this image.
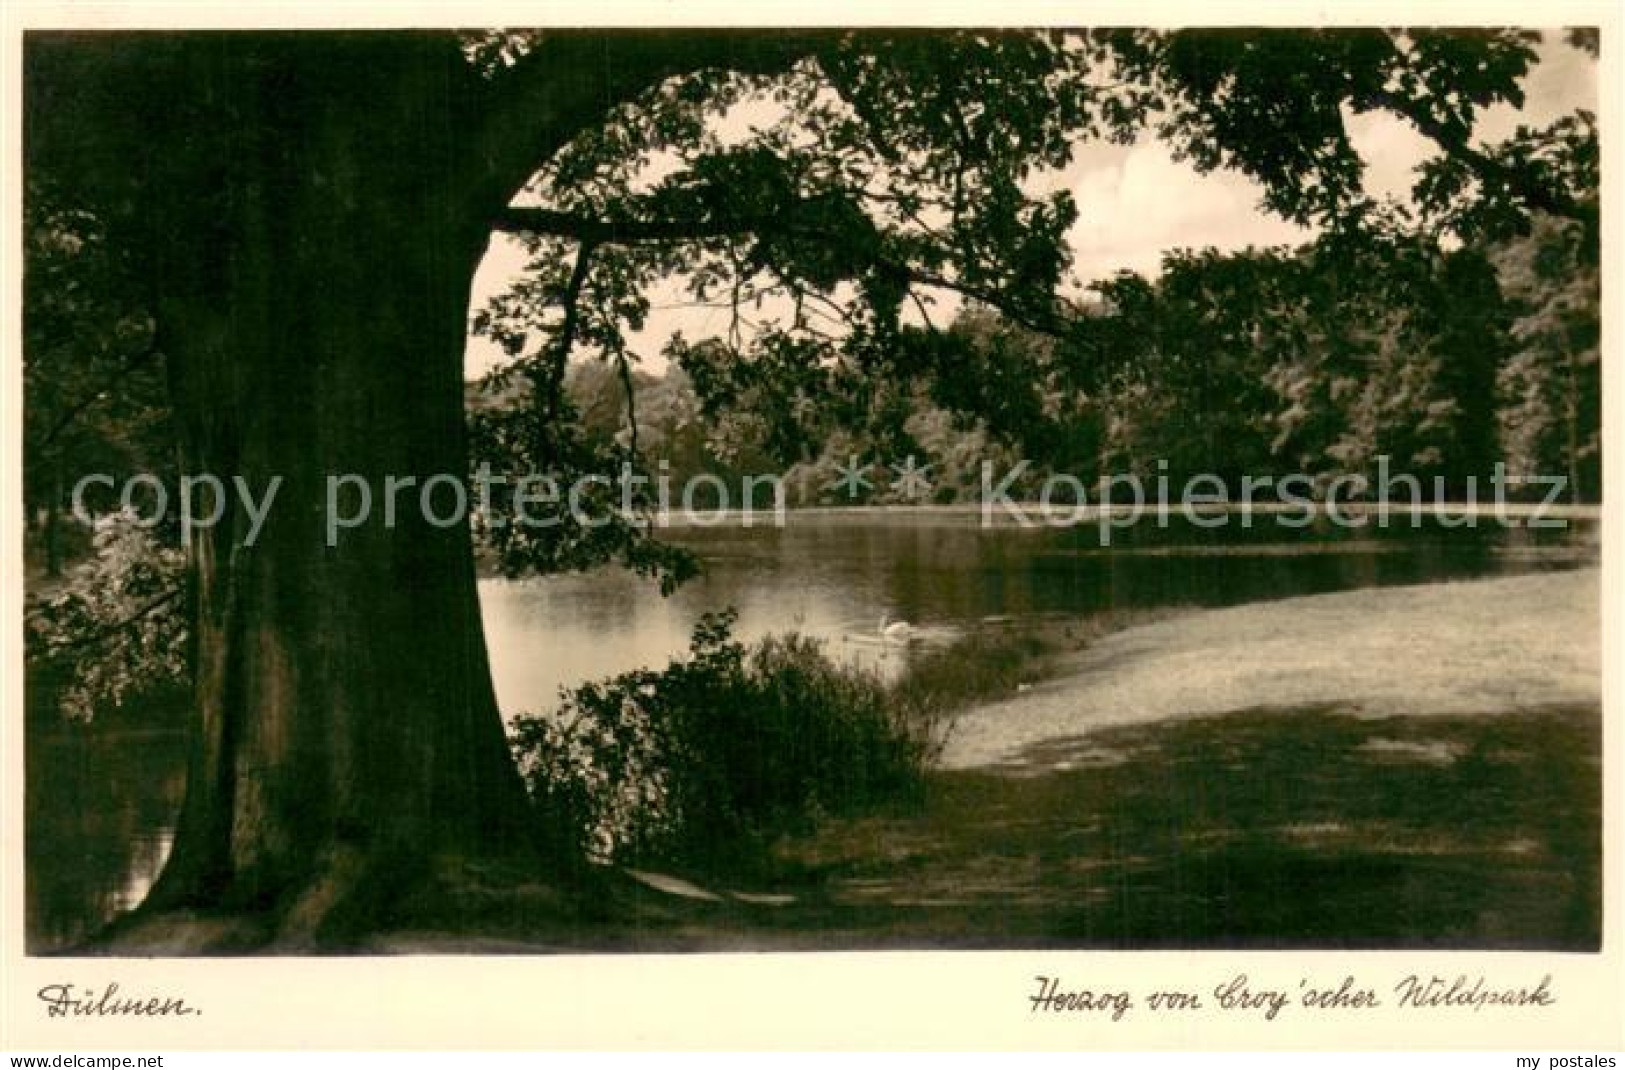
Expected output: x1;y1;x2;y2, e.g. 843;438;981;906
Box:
84;849;791;954
89;845;434;954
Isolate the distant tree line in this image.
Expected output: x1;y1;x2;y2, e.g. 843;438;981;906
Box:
27;195;1600;594
537;211;1599;508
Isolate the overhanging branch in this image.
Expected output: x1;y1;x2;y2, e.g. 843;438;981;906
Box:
33;587;182;658
492;207;755;245
468;30;843;209
492;206;1078;340
35;335;162;452
1370;88;1598;235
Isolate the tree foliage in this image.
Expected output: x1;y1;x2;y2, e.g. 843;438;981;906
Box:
468;28;1595;525
23;182;171;573
25;509;188;723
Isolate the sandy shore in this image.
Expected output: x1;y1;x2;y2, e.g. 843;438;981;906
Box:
943;568;1601;770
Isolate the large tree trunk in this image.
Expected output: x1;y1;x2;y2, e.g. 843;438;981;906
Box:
28;30;810;951
128;44;537;947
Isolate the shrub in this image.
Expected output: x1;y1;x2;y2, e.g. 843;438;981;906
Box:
890;627;1049;722
25;507;188;724
509;610;942;870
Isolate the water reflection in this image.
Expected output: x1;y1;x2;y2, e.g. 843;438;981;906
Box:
480;513;1591;716
26;728;186;952
26;513;1596;950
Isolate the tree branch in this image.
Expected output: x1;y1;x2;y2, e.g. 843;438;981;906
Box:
1370;88;1598;235
492;207;755;245
615;351;641;462
469;30;842;209
34;587;182;658
493;206;1078;340
532;241;596;424
35;336;162;452
553;242;597;368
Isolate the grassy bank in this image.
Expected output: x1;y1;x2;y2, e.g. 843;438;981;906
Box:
422;567;1601;951
753;701;1600;949
383;701;1600;952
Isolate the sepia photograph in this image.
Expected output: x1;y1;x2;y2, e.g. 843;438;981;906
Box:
3;5;1618;1053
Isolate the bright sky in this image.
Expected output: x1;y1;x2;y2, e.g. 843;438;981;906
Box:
463;31;1597;380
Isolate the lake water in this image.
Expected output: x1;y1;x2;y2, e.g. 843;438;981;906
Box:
481;509;1597;713
26;509;1599;951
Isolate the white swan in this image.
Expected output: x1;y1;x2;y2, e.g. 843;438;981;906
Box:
878;611;916;643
